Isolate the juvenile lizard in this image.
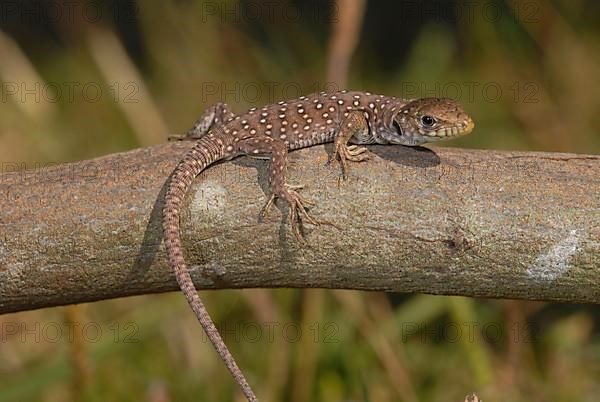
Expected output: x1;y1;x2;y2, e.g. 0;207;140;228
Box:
163;90;475;401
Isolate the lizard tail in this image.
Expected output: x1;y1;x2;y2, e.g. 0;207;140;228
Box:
162;135;259;402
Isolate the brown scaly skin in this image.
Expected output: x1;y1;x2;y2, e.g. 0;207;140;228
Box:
163;90;475;401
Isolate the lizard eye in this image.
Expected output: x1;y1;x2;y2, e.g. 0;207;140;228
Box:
421;115;436;127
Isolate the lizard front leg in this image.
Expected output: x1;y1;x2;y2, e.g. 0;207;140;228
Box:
169;102;235;141
237;136;319;242
332;111;371;179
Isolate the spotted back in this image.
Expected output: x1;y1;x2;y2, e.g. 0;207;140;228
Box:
217;90;473;152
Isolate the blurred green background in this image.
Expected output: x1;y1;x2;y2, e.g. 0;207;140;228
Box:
1;1;599;401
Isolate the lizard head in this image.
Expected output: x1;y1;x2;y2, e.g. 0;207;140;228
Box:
383;98;475;146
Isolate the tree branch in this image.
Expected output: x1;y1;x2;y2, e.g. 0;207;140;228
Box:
1;143;599;313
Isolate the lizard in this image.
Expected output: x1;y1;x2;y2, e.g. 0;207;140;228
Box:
162;90;475;401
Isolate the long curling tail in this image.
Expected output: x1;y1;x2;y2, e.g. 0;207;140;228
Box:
162;134;259;402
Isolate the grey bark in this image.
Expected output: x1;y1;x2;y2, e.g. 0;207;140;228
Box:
1;143;599;313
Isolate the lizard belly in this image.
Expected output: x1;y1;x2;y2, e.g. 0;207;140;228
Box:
288;127;337;150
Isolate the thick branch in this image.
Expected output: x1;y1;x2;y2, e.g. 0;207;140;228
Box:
1;143;599;313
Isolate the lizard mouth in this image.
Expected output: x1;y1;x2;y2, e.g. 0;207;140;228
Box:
424;118;475;138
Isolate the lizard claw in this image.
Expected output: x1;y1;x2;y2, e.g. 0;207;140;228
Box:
259;184;319;242
346;145;368;157
332;143;371;180
286;186;320;243
259;194;277;220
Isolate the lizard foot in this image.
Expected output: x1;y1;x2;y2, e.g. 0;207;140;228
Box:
332;143;370;180
260;184;319;243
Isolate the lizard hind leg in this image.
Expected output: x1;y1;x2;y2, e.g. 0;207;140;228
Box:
237;136;319;242
332;111;372;180
169;102;234;141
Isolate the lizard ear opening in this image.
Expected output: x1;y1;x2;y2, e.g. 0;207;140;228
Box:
392;118;404;137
